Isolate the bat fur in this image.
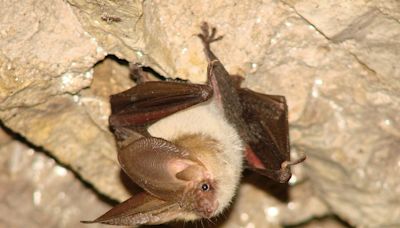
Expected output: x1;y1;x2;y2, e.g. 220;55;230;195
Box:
148;92;244;219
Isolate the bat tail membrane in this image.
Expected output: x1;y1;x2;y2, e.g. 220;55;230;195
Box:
81;192;182;225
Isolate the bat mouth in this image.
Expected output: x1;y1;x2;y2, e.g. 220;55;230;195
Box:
196;199;219;218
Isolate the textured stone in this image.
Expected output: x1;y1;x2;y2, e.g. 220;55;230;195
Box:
0;128;112;228
281;1;400;226
66;0;144;62
1;0;399;227
0;0;130;201
0;0;104;108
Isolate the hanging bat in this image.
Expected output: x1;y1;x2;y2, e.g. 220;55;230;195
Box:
83;22;305;226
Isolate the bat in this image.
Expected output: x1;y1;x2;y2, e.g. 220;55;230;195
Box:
83;22;305;226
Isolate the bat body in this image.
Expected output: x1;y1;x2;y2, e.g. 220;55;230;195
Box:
83;23;305;226
148;91;244;219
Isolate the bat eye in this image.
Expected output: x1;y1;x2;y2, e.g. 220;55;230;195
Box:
201;183;210;191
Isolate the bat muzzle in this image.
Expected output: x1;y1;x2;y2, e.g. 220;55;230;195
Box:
197;199;219;218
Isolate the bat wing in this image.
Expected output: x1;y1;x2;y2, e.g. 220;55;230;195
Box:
238;88;296;183
109;81;213;132
108;80;213;144
82;191;182;225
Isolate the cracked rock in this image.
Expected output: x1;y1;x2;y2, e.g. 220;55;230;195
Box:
1;0;399;227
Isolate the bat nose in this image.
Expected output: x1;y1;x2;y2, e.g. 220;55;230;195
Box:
211;200;219;213
202;200;219;218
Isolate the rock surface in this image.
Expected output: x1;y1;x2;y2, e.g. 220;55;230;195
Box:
0;0;399;227
0;128;114;228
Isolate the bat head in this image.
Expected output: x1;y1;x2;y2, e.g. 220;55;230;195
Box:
181;178;218;218
172;158;219;218
172;134;223;218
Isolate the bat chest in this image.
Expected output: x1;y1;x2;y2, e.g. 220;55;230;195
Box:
147;100;242;156
148;100;244;213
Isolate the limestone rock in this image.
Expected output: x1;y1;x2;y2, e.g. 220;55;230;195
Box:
1;0;399;227
0;128;113;228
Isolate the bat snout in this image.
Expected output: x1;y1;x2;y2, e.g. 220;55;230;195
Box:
197;198;219;218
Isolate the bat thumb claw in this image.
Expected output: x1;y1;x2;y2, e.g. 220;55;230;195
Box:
277;154;306;183
281;153;306;169
80;220;95;224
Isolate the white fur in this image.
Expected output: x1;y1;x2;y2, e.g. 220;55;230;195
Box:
148;98;244;216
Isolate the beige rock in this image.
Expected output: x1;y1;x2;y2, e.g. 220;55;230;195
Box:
1;0;399;227
66;0;145;61
0;0;105;108
0;128;113;228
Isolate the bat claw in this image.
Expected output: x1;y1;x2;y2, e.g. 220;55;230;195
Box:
80;220;94;224
198;22;223;48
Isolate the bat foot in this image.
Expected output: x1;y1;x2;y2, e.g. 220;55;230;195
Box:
198;22;223;49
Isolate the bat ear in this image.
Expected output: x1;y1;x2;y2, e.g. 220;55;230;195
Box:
118;137;207;201
81;192;182;225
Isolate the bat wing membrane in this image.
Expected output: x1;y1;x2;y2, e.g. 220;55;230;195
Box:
109;81;213;130
238;88;293;183
82;191;182;225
